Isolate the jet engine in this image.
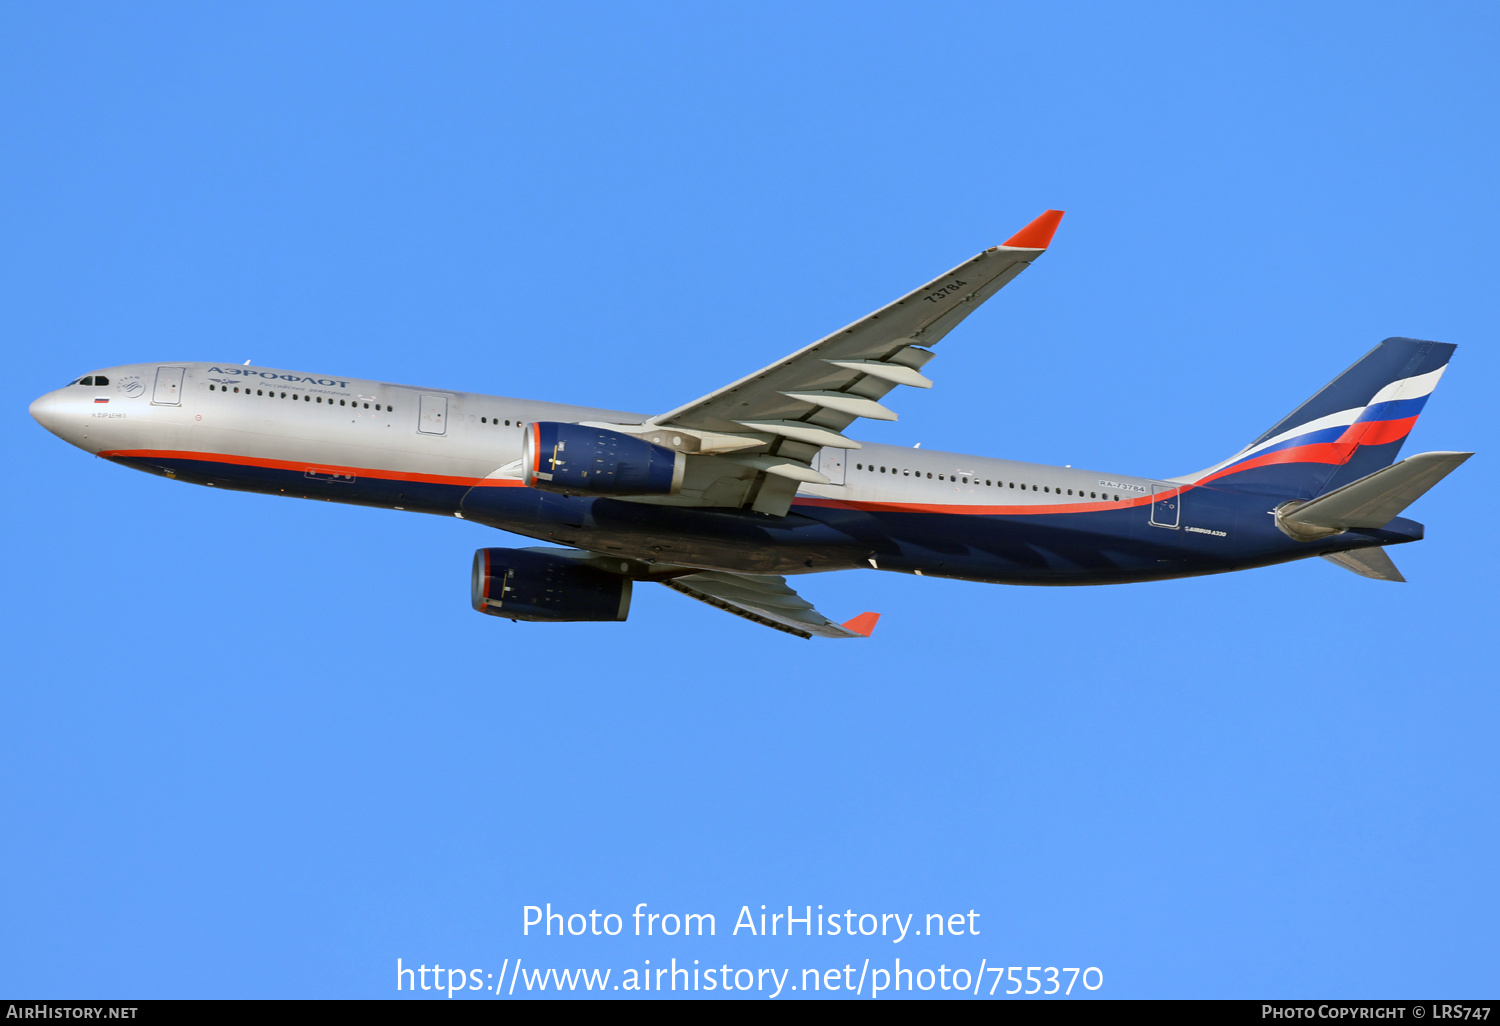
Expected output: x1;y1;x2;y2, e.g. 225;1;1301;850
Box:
471;547;632;623
522;422;685;496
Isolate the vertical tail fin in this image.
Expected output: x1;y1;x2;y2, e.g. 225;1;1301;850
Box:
1179;337;1456;498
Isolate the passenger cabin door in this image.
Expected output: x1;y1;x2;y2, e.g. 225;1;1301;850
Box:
418;394;449;435
152;366;184;405
1149;483;1180;529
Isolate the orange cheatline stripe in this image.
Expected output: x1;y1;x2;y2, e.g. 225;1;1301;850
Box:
99;448;495;488
793;492;1155;516
1191;443;1352;487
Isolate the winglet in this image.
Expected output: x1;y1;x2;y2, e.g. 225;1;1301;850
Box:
841;611;881;637
1002;209;1065;249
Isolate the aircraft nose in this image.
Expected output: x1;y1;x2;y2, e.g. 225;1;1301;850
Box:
30;391;56;423
29;390;69;437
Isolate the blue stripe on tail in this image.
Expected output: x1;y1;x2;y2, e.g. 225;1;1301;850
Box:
1189;338;1456;501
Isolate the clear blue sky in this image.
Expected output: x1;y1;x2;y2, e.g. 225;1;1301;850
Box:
2;1;1496;1000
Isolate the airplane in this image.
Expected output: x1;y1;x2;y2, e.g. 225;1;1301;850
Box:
29;210;1471;639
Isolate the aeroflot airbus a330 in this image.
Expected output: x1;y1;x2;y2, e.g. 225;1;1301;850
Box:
30;211;1471;638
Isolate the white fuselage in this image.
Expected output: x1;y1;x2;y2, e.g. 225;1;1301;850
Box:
31;360;1161;516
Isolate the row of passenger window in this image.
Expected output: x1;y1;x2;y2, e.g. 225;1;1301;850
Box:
480;417;522;427
854;462;1121;501
208;383;392;411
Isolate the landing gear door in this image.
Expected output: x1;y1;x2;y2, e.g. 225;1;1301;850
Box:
418;394;449;435
152;367;184;406
813;447;846;485
1149;484;1180;529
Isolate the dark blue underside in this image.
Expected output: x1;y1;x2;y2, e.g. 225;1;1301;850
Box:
111;454;1423;584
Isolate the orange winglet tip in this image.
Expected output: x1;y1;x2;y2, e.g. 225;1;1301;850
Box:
841;611;881;637
1002;209;1065;249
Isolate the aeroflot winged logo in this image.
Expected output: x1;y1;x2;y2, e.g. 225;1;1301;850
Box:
208;366;351;388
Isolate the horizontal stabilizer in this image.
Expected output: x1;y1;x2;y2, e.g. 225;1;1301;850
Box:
1321;547;1405;582
1277;451;1472;541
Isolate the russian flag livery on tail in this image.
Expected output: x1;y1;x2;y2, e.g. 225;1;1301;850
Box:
28;211;1472;638
1179;337;1456;499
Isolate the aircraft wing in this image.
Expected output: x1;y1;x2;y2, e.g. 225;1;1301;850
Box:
662;571;880;640
640;210;1063;514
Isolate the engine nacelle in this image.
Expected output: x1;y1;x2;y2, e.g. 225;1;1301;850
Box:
522;421;685;496
471;547;631;623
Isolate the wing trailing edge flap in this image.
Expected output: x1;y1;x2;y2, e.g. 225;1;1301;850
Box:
1277;451;1472;541
663;571;880;639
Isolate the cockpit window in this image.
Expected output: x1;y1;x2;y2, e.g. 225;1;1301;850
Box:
94;376;109;385
75;376;93;386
